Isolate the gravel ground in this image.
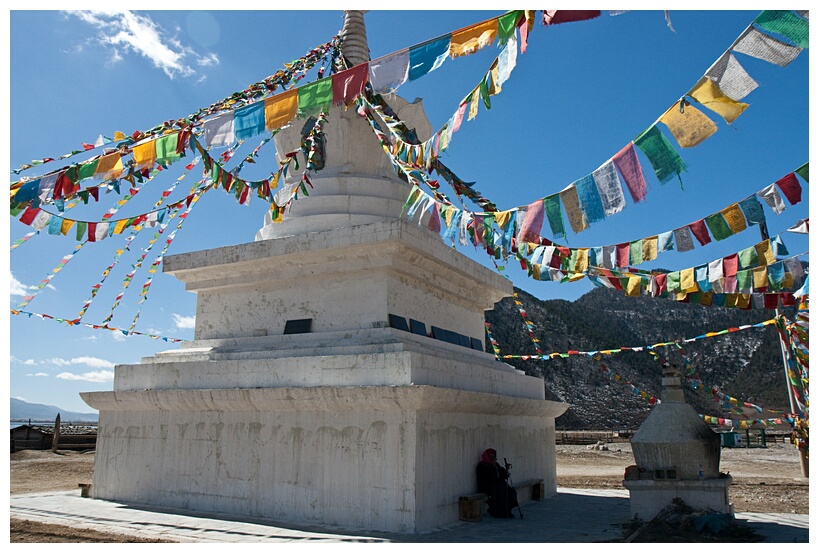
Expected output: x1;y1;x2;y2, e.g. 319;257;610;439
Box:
10;443;809;542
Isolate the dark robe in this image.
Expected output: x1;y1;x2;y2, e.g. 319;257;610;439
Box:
476;452;519;518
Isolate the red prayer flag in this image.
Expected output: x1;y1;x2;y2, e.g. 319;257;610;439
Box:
688;219;712;246
616;243;630;268
764;294;779;310
543;10;601;25
332;63;369;106
19;206;41;225
655;273;667;295
87;222;97;242
612;143;647;203
723;254;738;277
775;172;802;205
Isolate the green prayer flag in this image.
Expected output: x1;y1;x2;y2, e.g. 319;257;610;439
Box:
755;10;809;48
497;11;522;42
297;79;333;118
10;204;25;217
75;221;87;241
629;240;643;266
155;134;181;164
77;159;100;181
480;77;491;110
633;125;687;185
738;245;759;269
543;194;565;238
736;269;754;291
704;212;733;241
667;271;681;292
795;162;808;183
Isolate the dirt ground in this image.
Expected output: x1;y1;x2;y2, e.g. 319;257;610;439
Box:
10;443;809;542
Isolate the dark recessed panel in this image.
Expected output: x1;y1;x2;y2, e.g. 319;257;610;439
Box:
457;334;471;348
410;319;427;336
470;337;484;351
283;318;312;335
388;314;409;332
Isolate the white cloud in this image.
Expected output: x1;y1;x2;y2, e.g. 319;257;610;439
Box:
172;313;196;329
66;10;218;80
44;356;115;370
10;272;33;297
28;372;49;377
56;370;115;383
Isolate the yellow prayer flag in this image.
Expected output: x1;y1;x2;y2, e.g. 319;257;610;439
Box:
659;102;718;148
449;20;498;58
687;77;749;124
574;248;589;273
725;294;738;307
60;219;74;235
114;219;129;234
642;236;658;262
736;294;751;309
783;272;795;289
264;89;298;131
94;152;123;181
493;210;513;229
753;267;768;289
532;264;541;280
488;60;501;95
755;240;776;266
113;131;126;141
132;140;157;170
626;275;642;296
467;87;481;121
559;186;587;233
680;267;698;293
721;204;747;234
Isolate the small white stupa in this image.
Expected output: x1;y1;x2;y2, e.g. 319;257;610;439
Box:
623;363;733;520
82;11;568;533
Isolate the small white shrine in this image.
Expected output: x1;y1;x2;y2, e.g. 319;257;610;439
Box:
82;11;568;533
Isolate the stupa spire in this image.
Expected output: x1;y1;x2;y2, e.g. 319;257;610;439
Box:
340;10;370;66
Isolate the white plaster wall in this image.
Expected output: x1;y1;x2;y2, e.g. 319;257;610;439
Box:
84;386;565;533
111;347;545;400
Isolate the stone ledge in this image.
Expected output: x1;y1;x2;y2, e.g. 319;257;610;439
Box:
82;385;569;417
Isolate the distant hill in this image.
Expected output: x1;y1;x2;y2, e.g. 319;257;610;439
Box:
10;398;98;423
486;286;798;430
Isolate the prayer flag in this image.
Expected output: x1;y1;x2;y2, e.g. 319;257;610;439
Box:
498;11;522;42
657;230;674;252
616;243;629;268
731;25;802;66
155;133;181;164
629;239;643;266
775;172;802;205
368;49;409;93
559;185;587;233
737;269;754;292
408;36;450;81
721;204;747;233
497;35;518;87
704;51;759;101
755;240;776;265
94;152;123;180
753;266;769;290
767;262;785;290
542;11;601;25
592;161;626;216
738;196;765;225
704;212;733;241
708;259;724;282
204;112;235;147
518;199;545;243
738;245;759;268
612;143;647;203
688;219;712;246
659;101;718;148
795;162;808;182
543;194;565;238
687;77;749;124
757;183;786;214
633;125;687;185
642;236;658;262
755;10;809;48
626;275;641;296
234;102;266;141
575;174;605;224
673;226;695;252
132;139;157;170
332;63;369;106
297;79;333;118
449;20;498;58
681;267;698;293
723;254;739;277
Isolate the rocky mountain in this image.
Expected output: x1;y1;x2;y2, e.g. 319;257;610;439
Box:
485;286;797;430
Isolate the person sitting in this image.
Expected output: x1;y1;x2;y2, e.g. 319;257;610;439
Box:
476;448;519;518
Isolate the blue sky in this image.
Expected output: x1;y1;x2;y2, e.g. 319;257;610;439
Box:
4;8;811;414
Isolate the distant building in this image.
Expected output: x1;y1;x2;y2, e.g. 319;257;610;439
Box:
10;424;97;452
